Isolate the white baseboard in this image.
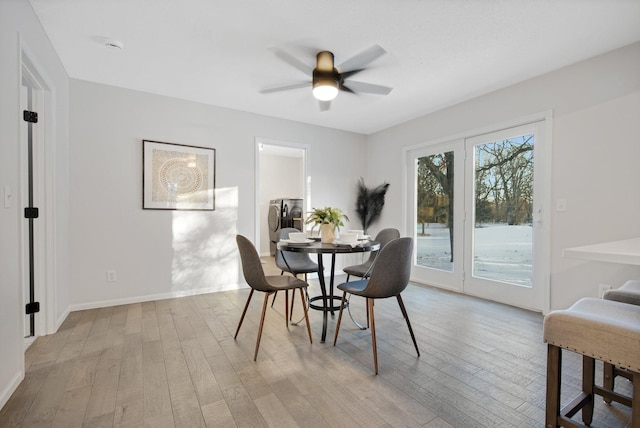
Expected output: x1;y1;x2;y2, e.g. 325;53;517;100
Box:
23;336;36;352
66;283;247;312
54;306;71;334
0;370;24;412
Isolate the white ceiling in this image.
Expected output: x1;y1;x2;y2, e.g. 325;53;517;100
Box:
29;0;640;135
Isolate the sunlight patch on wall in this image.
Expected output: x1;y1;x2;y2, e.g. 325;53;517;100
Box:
171;187;239;293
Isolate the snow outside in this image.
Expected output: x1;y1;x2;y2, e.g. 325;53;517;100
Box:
416;223;532;287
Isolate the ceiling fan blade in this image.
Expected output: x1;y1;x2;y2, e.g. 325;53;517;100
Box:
337;45;387;72
272;48;313;76
338;83;355;94
339;69;364;80
342;80;393;95
260;82;310;94
319;100;331;112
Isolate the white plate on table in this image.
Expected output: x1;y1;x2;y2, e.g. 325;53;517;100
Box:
333;240;359;246
281;239;314;245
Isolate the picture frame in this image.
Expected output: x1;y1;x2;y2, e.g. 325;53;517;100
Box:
143;140;215;210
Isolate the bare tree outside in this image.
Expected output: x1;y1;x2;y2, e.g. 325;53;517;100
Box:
415;135;534;284
475;135;533;225
416;151;454;268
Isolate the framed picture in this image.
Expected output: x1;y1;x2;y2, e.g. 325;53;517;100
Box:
143;140;216;210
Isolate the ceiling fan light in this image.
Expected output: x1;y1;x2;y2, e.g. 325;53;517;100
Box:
312;78;338;101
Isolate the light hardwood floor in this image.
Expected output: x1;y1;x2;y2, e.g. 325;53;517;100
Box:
0;257;632;427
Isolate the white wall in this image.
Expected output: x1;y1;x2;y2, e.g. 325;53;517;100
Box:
2;0;637;410
0;0;70;409
259;152;303;255
69;79;367;309
367;42;640;311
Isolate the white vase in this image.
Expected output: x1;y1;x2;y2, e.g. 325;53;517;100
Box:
320;224;336;243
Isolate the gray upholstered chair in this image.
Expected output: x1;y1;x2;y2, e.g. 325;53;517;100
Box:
275;227;319;280
342;228;400;328
333;237;419;374
343;228;400;281
602;279;640;400
604;279;640;305
235;235;312;361
272;227;320;315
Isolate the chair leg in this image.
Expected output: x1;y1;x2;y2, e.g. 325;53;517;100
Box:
300;288;313;344
346;274;350;282
284;290;289;329
582;355;595;425
287;274;301;321
290;288;296;321
397;294;419;357
633;371;639;428
603;362;615;404
366;298;370;328
369;298;378;375
234;289;254;339
546;344;561;428
254;292;270;361
333;291;348;346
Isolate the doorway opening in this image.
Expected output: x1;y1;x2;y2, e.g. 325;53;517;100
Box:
255;138;308;257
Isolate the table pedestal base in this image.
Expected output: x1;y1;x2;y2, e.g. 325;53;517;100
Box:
277;240;380;342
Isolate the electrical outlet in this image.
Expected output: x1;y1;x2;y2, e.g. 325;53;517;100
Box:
106;270;117;282
598;284;612;298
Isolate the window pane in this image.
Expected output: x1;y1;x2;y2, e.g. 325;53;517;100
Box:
473;135;533;286
416;151;454;272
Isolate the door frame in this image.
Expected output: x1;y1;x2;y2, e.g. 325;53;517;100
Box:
254;137;309;252
405;139;465;292
20;40;58;341
463;120;548;311
402;112;552;313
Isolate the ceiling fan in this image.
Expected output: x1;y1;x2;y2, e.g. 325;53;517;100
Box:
260;45;393;111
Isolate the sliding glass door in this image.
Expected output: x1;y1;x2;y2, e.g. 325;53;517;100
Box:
407;140;464;292
463;122;546;309
407;121;549;311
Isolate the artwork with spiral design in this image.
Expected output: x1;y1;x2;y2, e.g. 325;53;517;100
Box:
152;150;208;203
143;140;215;210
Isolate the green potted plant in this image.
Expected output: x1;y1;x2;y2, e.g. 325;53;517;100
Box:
306;207;349;243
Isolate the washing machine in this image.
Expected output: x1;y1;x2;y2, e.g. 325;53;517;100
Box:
268;198;303;255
